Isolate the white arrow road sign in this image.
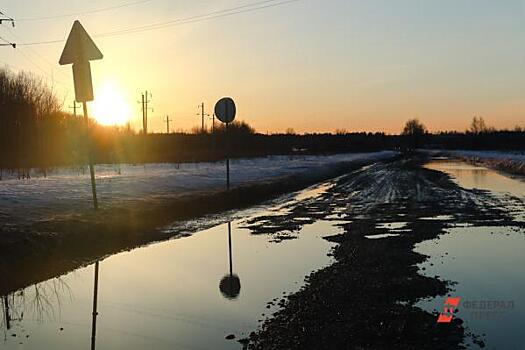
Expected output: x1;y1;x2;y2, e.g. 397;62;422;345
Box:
59;20;103;102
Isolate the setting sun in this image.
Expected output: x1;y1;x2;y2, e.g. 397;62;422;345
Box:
91;81;131;126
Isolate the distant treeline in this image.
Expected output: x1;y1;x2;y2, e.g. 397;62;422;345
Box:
1;68;524;172
0;68;398;171
426;131;525;151
402;118;525;151
123;131;397;164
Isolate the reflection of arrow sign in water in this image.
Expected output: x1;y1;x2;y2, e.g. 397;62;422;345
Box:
214;97;236;190
59;20;103;210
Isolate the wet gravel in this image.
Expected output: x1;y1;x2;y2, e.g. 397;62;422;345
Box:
242;156;519;349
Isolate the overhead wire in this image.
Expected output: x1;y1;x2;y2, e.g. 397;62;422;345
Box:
0;25;71;90
97;0;282;37
18;0;304;46
0;34;15;47
2;25;65;73
16;0;153;22
0;10;73;102
3;0;306;103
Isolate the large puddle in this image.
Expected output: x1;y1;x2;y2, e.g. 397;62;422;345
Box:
4;159;524;349
418;160;525;348
425;160;525;196
0;185;342;349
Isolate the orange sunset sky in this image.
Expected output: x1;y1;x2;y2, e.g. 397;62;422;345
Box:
1;0;524;134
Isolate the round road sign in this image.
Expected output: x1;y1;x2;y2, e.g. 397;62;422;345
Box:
214;97;236;123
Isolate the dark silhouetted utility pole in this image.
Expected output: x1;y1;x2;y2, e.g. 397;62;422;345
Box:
141;93;145;133
139;91;152;134
0;11;15;27
69;100;81;117
0;11;16;48
164;115;172;134
197;103;209;133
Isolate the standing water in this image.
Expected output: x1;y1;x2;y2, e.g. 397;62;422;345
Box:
417;160;525;349
0;183;343;349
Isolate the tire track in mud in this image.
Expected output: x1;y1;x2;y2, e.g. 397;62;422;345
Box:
242;157;520;349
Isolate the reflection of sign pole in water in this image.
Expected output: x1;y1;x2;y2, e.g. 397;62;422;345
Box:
219;222;241;300
59;21;103;210
2;295;10;330
214;97;236;190
91;261;100;350
228;222;233;276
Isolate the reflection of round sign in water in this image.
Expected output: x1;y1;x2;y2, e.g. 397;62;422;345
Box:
214;97;236;123
219;274;241;300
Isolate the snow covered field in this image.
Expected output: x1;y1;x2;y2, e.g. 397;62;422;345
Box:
0;152;396;227
443;150;525;162
432;150;525;177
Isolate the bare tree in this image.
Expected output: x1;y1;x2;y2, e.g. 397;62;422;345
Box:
401;119;427;151
469;116;487;134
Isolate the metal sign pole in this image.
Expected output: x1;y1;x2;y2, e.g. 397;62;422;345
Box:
226;121;230;191
83;102;98;210
60;21;103;210
214;97;236;191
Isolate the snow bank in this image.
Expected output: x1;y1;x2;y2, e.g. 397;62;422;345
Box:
0;152;396;227
432;150;525;177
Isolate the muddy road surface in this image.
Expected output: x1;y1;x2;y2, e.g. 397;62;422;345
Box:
1;155;523;349
243;156;522;349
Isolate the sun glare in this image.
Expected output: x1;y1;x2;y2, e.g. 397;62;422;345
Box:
91;82;131;126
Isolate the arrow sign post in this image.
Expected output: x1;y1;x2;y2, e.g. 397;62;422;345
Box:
60;20;103;210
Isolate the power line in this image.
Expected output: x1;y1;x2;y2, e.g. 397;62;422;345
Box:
0;25;69;81
0;35;15;48
18;0;304;46
4;35;72;90
0;26;71;92
0;11;73;103
97;0;281;37
16;38;63;46
16;0;153;22
104;0;304;38
14;48;70;87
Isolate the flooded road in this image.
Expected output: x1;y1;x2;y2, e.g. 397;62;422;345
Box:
2;157;524;349
0;184;342;349
425;160;525;196
418;160;525;349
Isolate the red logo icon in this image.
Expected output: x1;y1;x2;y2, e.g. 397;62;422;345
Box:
437;297;461;323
